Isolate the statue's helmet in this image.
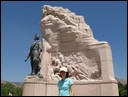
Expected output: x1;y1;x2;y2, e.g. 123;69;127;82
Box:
34;34;40;40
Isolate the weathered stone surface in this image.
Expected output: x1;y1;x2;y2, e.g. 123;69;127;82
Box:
40;5;111;81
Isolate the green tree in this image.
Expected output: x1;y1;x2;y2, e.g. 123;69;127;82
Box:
1;82;23;96
118;82;127;96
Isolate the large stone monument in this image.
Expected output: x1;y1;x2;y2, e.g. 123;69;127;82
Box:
23;5;119;96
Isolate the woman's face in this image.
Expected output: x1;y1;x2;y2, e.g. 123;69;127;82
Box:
60;71;67;79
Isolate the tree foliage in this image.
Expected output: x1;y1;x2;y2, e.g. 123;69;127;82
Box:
1;82;23;96
118;82;127;96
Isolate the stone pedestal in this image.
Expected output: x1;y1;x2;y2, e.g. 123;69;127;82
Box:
74;80;118;96
23;78;118;96
22;77;46;96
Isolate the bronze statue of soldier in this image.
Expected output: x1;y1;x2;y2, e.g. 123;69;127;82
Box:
25;34;43;77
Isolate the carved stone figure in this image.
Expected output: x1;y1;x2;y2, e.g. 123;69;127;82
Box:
52;57;61;66
57;52;65;65
49;57;61;80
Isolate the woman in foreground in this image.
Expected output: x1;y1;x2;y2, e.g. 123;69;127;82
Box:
58;66;75;96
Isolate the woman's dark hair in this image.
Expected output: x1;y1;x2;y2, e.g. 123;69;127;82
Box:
59;71;69;78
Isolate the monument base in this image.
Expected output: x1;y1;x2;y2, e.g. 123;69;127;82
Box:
22;76;119;96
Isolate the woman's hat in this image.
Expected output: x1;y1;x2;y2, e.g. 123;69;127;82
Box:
60;66;68;72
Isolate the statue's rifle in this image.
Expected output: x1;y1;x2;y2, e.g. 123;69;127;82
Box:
25;55;30;62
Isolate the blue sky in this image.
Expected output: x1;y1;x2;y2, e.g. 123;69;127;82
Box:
1;1;127;82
